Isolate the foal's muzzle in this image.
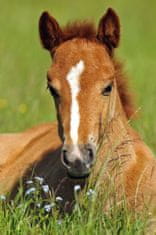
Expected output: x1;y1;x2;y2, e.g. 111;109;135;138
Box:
61;144;96;178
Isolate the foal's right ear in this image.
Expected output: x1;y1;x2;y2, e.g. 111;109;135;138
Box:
97;8;120;54
39;12;63;52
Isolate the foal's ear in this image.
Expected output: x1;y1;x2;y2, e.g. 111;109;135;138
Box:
97;8;120;54
39;12;63;52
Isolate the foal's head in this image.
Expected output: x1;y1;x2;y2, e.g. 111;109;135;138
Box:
39;8;131;178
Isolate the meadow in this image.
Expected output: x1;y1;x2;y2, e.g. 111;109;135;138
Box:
0;0;156;234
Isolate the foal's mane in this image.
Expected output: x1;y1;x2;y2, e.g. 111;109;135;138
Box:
62;21;135;119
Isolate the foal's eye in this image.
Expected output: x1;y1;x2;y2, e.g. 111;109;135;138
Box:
47;84;60;99
102;83;113;96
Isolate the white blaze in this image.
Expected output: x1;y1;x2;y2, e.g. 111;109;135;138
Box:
66;60;84;145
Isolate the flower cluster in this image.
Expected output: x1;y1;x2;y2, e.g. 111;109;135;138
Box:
25;176;64;213
0;175;97;218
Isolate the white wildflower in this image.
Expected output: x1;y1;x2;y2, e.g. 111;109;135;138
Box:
86;188;96;199
25;187;36;195
56;196;63;202
36;203;41;208
44;204;52;212
0;195;6;200
34;176;44;184
44;203;55;212
86;188;96;196
42;185;49;193
74;185;81;192
26;180;33;184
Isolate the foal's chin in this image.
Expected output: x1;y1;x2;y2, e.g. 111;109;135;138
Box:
67;169;90;179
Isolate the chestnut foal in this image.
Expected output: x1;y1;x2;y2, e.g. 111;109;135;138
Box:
0;8;155;213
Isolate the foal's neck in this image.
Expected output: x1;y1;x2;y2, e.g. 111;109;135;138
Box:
94;94;137;183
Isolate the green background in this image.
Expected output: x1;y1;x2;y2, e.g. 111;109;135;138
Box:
0;0;156;152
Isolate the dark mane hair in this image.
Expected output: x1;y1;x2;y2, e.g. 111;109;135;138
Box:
62;21;97;42
62;21;135;119
114;60;135;119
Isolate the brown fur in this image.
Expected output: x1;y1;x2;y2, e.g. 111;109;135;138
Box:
61;21;134;119
40;14;134;119
0;8;155;215
39;8;134;119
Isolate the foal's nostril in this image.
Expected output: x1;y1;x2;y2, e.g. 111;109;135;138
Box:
62;150;70;167
87;148;94;163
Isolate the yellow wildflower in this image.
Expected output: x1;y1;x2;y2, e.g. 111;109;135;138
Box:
0;99;8;109
18;104;28;114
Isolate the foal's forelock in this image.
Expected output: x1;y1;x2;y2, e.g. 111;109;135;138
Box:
66;60;85;145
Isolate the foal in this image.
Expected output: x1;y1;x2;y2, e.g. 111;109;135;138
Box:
39;8;156;210
0;8;155;213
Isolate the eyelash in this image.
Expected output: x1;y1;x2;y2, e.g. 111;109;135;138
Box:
102;83;113;96
47;84;60;98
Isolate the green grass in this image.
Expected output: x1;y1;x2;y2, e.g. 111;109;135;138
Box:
0;0;156;234
0;181;148;235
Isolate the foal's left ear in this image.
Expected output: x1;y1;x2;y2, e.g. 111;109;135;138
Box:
39;11;63;53
97;8;120;54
